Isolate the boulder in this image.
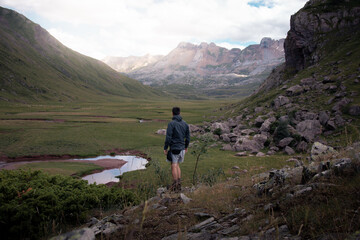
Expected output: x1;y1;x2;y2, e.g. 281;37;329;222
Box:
278;137;294;148
256;152;266;157
260;117;276;132
273;95;290;109
254;116;264;127
234;138;262;152
311;142;336;161
221;144;233;151
334;115;345;127
253;134;268;147
296;120;322;142
286;85;304;96
221;134;231;143
240;129;255;136
284;166;303;185
189;124;201;133
235;152;247;157
156;129;166;135
228;133;238;142
211;122;230;134
296;141;308;153
300;77;316;86
255;107;264;113
319;111;330;126
349;105;360;116
284;146;295;155
332;97;351;113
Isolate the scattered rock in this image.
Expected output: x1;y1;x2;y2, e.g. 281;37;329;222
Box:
256;152;265;157
296;141;308;153
348;105;360;116
332;97;351;113
319;111;330;126
235;152;247;157
311;142;336;161
286;85;304;96
156;129;166;135
180;193;191;204
273;95;290;109
260;117;276;132
296;120;322;142
278;137;294;148
50;228;95;240
254;116;264;127
285;146;295;155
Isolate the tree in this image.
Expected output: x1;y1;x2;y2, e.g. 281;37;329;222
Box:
190;133;215;185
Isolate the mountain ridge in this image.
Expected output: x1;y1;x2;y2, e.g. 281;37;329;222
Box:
103;38;285;97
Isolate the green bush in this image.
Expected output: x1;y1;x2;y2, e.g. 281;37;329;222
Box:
0;169;139;239
273;120;290;144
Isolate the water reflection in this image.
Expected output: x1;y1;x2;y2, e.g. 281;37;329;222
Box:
79;155;148;184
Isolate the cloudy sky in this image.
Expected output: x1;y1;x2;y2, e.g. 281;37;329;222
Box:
0;0;308;60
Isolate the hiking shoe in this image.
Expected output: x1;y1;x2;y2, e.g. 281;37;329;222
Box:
175;179;181;193
169;180;177;192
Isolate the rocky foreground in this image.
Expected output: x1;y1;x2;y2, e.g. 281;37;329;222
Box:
52;142;360;240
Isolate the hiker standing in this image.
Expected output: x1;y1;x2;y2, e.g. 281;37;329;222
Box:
164;107;190;192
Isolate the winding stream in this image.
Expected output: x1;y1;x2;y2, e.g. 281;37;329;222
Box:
78;155;148;184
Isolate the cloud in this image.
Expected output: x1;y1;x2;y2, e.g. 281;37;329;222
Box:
0;0;308;59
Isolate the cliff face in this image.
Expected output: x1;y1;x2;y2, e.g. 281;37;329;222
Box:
284;0;360;71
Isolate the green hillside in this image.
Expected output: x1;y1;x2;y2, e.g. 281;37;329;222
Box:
0;7;164;103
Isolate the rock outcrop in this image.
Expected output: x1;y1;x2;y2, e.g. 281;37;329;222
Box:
284;0;360;71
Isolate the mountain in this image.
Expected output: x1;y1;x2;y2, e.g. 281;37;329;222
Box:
0;7;163;103
208;0;360;153
103;38;284;98
102;54;163;73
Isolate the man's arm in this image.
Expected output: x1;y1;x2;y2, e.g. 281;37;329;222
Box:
164;122;173;151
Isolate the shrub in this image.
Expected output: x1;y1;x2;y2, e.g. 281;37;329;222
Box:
273;120;290;144
0;169;139;239
213;128;222;136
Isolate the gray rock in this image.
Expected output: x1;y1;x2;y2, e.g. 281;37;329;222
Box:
278;137;294;148
332;97;351;113
256;152;265;157
222;144;233;151
296;141;308;153
156;129;166;135
50;228;95;240
221;134;231;143
235;152;247;157
326;120;337;130
285;166;303;185
253;134;268;146
296;120;322;142
286;85;304;96
319;111;330;126
254;116;264;127
311;142;336;161
285;146;295;155
191;217;215;231
234;138;262;152
334;115;345;127
267;150;276;155
260;117;276;132
264;203;274;212
273;95;290;109
270;146;279;151
211;122;231;134
218;225;240;235
180;193;191;204
255;107;264;113
300;77;316;86
240;129;255;135
294;187;312;197
189;124;201;133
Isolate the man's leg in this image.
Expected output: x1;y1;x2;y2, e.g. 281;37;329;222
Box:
171;163;179;180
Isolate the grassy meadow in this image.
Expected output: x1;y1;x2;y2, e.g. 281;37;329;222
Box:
0;98;295;189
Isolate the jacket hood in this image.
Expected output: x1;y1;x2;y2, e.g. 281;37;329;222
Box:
172;115;182;122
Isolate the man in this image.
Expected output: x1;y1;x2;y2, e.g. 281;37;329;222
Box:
164;107;190;192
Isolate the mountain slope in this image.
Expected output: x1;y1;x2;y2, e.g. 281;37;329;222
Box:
212;0;360;150
0;7;163;103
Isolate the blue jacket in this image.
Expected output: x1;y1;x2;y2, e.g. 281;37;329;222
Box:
164;115;190;151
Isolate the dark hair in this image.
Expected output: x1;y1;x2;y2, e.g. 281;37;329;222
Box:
172;107;180;115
